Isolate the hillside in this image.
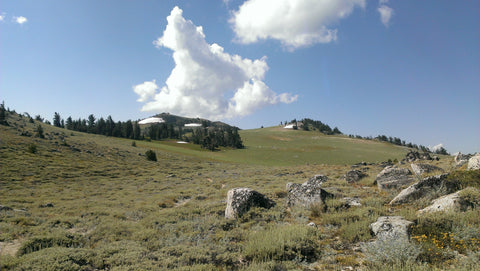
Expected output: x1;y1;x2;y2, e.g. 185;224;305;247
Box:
1;110;479;270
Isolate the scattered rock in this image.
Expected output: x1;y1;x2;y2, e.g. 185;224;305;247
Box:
286;175;333;208
418;189;476;214
370;216;414;241
345;170;367;183
404;151;432;162
375;166;414;190
225;188;275;219
467;153;480;170
389;174;453;205
307;222;317;228
455;153;472;167
39;203;54;208
410;163;444;175
0;205;13;211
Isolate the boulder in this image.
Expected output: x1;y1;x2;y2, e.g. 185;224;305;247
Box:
370;216;414;241
345;170;367;183
417;189;475;214
455;153;472;167
286;175;333;208
467;153;480;170
404;151;432;162
410;163;443;176
343;197;362;207
389;174;454;205
225;188;275;219
375;166;414;190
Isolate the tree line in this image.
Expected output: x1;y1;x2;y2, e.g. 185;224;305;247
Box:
49;112;243;151
348;134;449;155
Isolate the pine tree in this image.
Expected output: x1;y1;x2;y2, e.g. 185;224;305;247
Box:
53;112;62;127
0;101;8;126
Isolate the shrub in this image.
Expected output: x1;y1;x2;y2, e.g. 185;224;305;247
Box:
27;143;37;154
363;239;422;269
35;124;45;138
17;234;84;256
244;224;320;262
145;150;157;161
131;141;137;147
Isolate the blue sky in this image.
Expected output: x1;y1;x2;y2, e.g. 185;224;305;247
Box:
1;0;478;154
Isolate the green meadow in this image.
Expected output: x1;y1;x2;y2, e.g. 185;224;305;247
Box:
1;112;479;270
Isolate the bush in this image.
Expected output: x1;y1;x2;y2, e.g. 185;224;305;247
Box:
27;143;37;154
131;141;137;147
244;224;320;262
17;234;84;256
145;150;157;161
363;239;422;269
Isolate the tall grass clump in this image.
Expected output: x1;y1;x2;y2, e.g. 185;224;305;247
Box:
362;238;423;270
244;224;320;262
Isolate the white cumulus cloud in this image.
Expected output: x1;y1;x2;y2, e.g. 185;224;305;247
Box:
430;143;444;153
134;6;297;120
13;16;28;24
0;13;5;22
230;0;366;50
377;1;394;27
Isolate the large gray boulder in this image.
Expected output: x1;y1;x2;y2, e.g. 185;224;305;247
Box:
225;188;275;219
405;151;432;162
467;153;480;170
455;153;471;167
345;170;367;183
286;175;332;208
417;188;477;214
370;216;414;241
375;166;415;190
389;174;453;205
410;163;443;176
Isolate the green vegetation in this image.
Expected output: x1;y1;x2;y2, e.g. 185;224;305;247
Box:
0;109;477;270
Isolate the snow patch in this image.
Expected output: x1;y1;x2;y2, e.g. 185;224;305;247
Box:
139;117;164;125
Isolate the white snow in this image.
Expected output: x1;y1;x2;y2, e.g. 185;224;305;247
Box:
284;124;295;129
138;117;164;125
176;141;188;144
185;123;202;127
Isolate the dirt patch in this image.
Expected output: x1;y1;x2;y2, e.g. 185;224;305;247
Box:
0;239;22;256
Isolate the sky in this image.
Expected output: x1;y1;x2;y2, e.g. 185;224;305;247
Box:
1;0;479;154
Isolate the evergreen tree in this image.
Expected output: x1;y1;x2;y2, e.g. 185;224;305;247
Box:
133;122;141;140
66;117;73;130
53;112;62;127
35;124;45;138
0;101;8;126
87;114;96;133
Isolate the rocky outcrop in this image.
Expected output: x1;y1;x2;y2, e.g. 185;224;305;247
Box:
225;188;275;219
405;151;432;162
370;216;414;241
389;174;454;205
455;153;472;167
467;153;480;170
345;170;367;183
410;163;443;176
375;166;414;190
286;175;333;208
417;189;473;214
343;197;361;207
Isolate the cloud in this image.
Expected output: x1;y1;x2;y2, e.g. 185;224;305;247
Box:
377;1;394;27
429;143;444;153
13;16;28;24
230;0;366;50
0;13;5;22
134;6;297;120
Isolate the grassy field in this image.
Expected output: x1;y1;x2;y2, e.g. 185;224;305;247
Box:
1;112;479;270
134;126;410;166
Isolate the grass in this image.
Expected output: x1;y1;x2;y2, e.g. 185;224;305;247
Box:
0;111;478;270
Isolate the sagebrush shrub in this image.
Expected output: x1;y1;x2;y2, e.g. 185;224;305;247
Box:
145;150;157;161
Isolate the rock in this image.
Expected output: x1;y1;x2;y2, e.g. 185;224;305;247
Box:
370;216;414;241
343;197;362;207
39;203;54;208
225;188;275;219
345;170;367;183
0;205;13;211
375;166;414;190
467;153;480;170
410;163;444;175
389;174;454;205
307;222;317;228
405;150;432;162
418;189;476;214
455;153;472;167
286;175;333;208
